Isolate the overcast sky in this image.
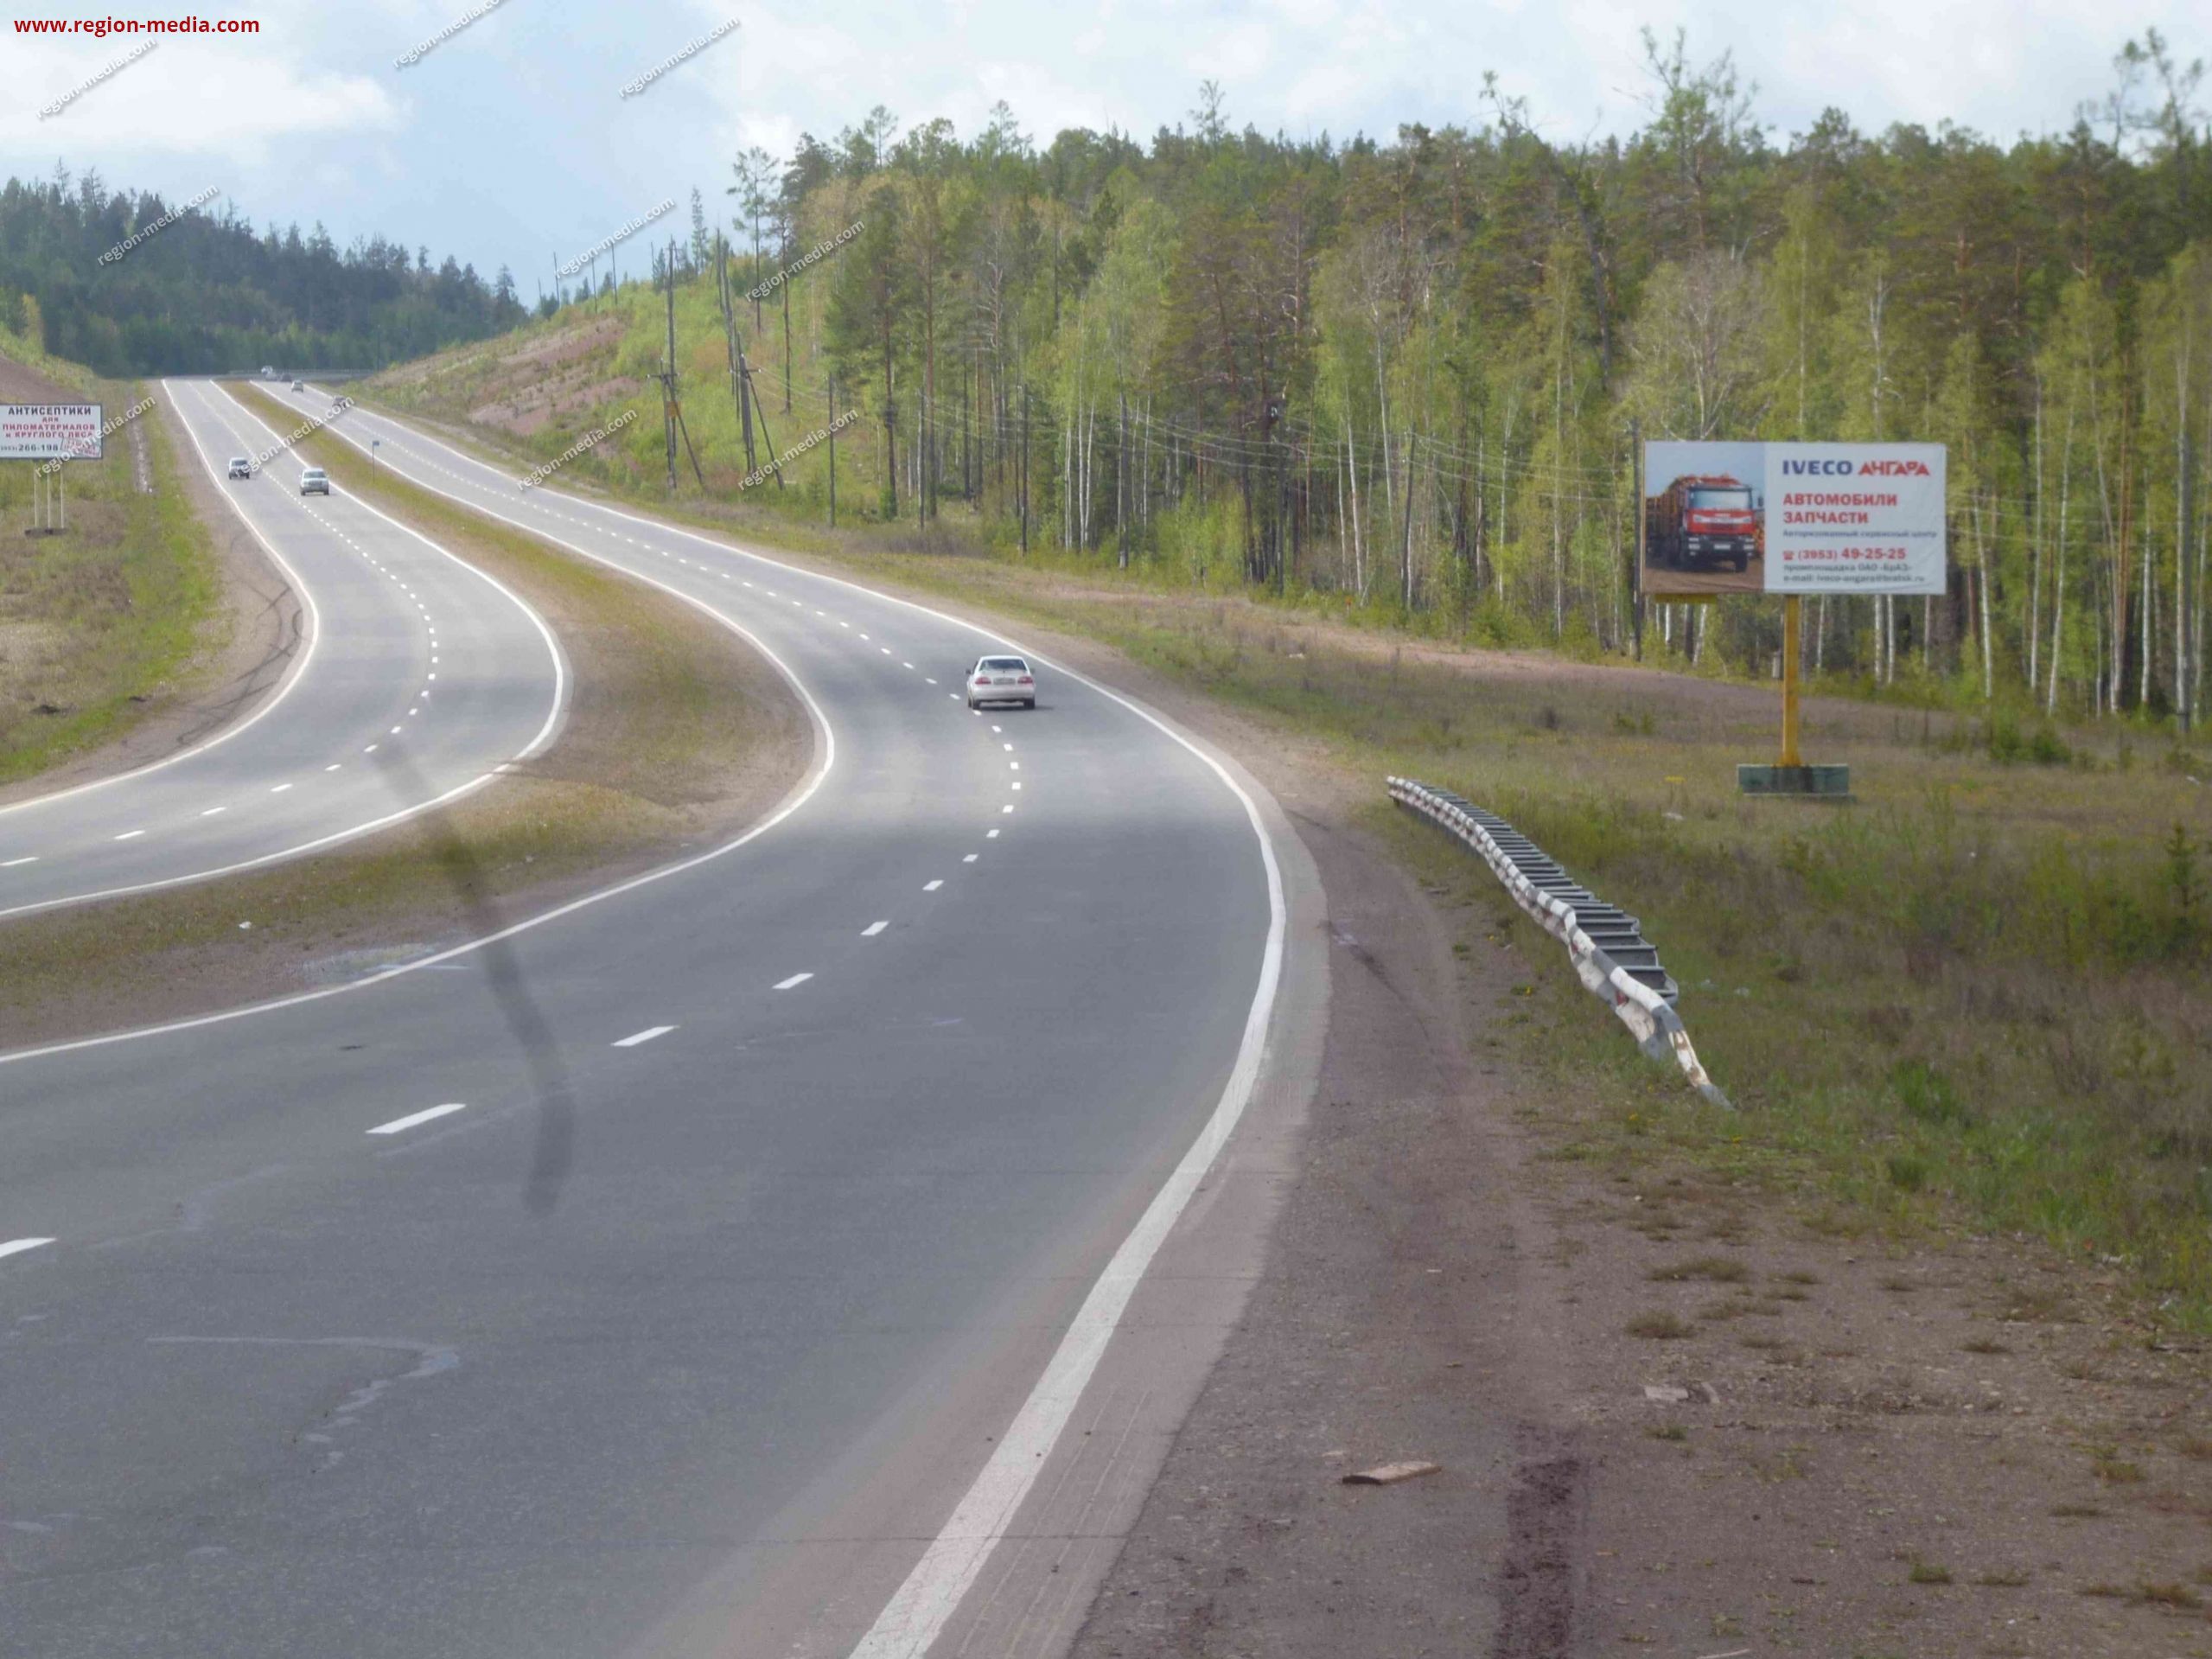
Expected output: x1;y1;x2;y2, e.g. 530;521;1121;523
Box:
4;0;2198;292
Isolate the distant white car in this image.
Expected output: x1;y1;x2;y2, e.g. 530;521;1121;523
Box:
966;654;1036;710
226;456;252;479
290;379;304;392
299;467;330;495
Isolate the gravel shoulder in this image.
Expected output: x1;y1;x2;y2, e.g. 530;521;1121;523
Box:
763;589;2212;1659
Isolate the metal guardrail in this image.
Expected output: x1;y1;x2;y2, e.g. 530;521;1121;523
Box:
1388;777;1730;1108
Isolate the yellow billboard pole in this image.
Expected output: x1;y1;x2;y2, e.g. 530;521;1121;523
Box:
1780;595;1801;767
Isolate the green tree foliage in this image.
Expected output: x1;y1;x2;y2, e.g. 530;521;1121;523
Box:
0;169;526;373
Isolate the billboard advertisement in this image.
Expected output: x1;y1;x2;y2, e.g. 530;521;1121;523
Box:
1643;441;1947;597
0;404;105;461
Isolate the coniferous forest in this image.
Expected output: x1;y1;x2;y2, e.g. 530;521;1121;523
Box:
0;164;527;378
680;35;2209;722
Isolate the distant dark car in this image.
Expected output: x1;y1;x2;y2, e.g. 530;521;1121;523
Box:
226;456;252;479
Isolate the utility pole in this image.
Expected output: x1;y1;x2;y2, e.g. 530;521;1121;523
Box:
1019;383;1030;556
660;241;679;491
658;240;705;491
1629;417;1645;663
826;372;837;528
718;237;758;475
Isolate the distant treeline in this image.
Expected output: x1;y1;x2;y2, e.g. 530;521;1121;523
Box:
0;165;528;374
675;33;2212;721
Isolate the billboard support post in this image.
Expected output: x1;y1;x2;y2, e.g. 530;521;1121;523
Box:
1780;594;1801;768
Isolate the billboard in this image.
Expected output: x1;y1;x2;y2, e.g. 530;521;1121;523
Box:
0;404;104;462
1643;441;1946;597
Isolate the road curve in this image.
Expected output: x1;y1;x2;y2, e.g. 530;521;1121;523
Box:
0;388;1287;1658
0;380;563;922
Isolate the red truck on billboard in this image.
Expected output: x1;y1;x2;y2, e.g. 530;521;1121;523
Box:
1647;474;1762;573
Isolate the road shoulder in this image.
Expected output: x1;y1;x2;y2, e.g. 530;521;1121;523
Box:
0;414;812;1053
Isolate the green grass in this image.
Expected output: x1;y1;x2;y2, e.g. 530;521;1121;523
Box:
0;367;224;784
0;390;803;1048
356;328;2212;1330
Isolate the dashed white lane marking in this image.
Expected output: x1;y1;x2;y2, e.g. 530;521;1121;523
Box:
925;677;937;685
880;647;892;655
1010;763;1021;771
923;879;943;892
1011;782;1023;791
271;783;293;794
862;920;889;937
612;1024;676;1048
773;972;813;991
858;633;870;641
0;856;35;868
1001;804;1015;814
902;661;914;670
364;743;379;754
991;725;1003;733
986;829;1000;839
1003;743;1014;751
367;1102;467;1136
839;621;851;629
114;830;145;841
390;726;403;735
0;1238;55;1261
201;806;226;817
962;854;978;864
326;764;341;773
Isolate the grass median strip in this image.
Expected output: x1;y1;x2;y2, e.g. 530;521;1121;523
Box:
0;388;808;1052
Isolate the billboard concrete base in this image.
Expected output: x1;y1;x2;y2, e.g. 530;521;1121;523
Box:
1737;763;1852;801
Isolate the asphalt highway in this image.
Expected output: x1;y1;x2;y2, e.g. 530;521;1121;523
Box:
0;380;564;922
0;386;1286;1658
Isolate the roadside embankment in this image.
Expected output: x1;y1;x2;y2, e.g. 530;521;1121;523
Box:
0;386;810;1052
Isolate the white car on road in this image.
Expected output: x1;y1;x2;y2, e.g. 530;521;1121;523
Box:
299;467;330;495
226;456;252;480
966;655;1036;710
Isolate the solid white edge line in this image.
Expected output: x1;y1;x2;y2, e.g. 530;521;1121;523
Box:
0;382;325;823
208;381;569;765
847;677;1288;1659
0;772;506;924
0;1237;56;1260
116;406;1296;1657
611;1024;676;1048
0;567;836;1067
367;1101;468;1136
